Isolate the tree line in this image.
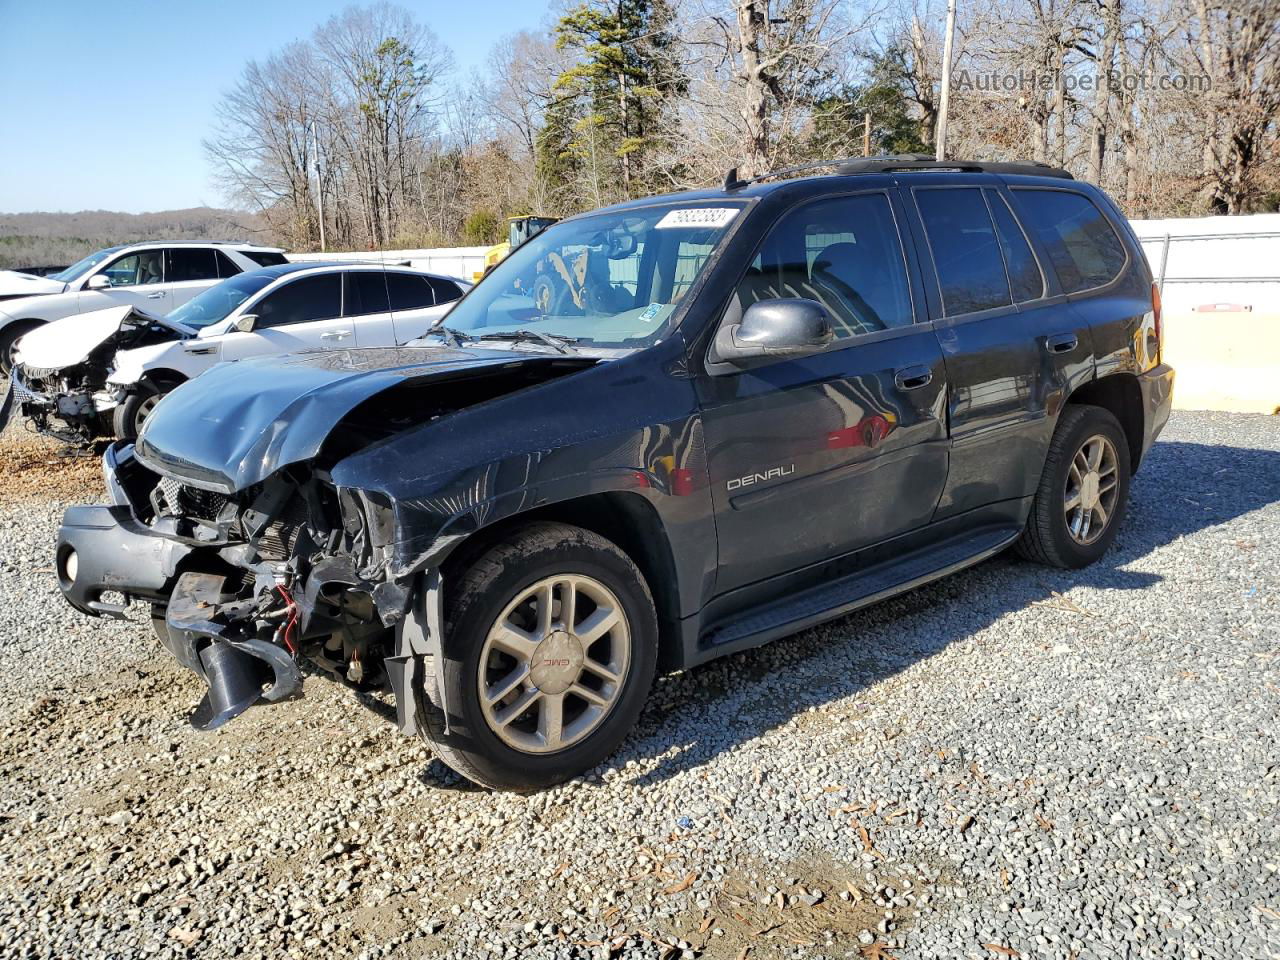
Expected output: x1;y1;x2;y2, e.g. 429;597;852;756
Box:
205;0;1280;252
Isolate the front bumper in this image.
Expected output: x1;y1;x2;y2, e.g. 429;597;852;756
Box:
55;502;303;730
56;504;192;617
1137;362;1175;466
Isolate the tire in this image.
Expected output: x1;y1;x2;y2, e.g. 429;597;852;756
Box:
418;522;658;791
0;320;43;376
112;381;167;441
1016;404;1131;569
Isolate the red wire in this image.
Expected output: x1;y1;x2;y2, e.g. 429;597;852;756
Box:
276;584;299;655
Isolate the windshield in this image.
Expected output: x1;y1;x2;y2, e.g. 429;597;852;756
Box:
441;202;745;349
165;271;277;329
47;245;126;283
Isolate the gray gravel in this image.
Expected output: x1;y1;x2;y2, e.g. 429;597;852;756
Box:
0;410;1278;960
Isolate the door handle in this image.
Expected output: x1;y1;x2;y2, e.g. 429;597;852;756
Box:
321;331;351;341
146;292;166;299
894;365;933;391
1045;333;1078;354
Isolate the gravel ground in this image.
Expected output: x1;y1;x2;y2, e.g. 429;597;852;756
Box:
0;410;1277;960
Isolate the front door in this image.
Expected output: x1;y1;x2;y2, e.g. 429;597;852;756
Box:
695;190;949;597
217;272;353;362
82;248;170;314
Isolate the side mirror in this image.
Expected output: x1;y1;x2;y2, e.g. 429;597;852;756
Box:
86;274;110;291
234;314;258;333
711;298;834;370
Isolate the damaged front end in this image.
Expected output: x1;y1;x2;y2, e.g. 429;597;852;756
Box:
3;307;188;443
55;345;596;733
67;448;414;731
6;362;116;444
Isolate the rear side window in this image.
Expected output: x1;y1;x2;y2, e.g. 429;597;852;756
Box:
427;276;464;304
986;190;1044;302
253;274;341;328
915;187;1010;316
165;248;219;283
242;250;289;267
385;273;436;310
346;272;392;316
214;250;243;278
1012;189;1127;293
734;192;914;340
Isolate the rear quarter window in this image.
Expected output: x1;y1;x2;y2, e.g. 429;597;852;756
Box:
426;276;464;304
1012;189;1128;293
242;251;289;267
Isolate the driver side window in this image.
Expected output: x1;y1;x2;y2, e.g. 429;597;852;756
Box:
251;274;342;329
734;193;914;340
99;250;164;287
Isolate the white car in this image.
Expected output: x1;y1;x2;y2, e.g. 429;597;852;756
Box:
0;241;288;373
6;262;470;442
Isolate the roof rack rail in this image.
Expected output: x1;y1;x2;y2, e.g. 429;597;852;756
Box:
722;154;1072;190
836;157;1073;179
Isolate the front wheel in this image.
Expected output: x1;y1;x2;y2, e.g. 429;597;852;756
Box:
112;381;169;441
1016;404;1131;568
0;320;42;377
418;522;658;791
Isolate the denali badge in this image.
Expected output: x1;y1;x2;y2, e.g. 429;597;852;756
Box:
727;464;795;491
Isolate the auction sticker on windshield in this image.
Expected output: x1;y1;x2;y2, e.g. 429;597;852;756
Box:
655;207;739;229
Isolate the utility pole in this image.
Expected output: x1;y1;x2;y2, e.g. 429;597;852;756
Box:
936;0;958;161
310;120;327;252
863;112;872;157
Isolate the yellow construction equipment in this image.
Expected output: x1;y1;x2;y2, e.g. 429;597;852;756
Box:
473;215;559;282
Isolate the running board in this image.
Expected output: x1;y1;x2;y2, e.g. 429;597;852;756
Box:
698;525;1021;660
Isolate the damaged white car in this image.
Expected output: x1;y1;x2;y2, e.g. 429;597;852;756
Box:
2;262;470;443
0;241;288;374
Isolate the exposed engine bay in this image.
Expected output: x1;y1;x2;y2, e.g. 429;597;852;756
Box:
10;309;186;443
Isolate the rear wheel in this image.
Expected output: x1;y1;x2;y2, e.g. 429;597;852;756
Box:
0;320;43;376
1016;404;1131;568
417;522;657;791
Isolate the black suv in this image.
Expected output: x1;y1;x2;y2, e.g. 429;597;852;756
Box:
55;158;1174;791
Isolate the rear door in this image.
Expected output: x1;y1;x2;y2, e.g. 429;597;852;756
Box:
904;178;1094;519
163;248;223;308
696;189;949;596
344;270;396;347
346;270;444;346
386;271;447;343
216;272;352;361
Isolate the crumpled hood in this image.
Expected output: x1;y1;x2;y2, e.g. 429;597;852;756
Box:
134;345;556;493
14;304;185;370
0;270;66;299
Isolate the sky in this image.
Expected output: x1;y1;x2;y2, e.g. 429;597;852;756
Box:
0;0;546;214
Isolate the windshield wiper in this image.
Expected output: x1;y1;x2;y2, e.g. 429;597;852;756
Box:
418;325;475;348
476;329;577;354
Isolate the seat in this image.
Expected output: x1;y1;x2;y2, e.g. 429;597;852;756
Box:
138;253;163;285
805;242;887;337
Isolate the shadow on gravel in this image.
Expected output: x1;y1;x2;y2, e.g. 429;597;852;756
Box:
617;438;1280;787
